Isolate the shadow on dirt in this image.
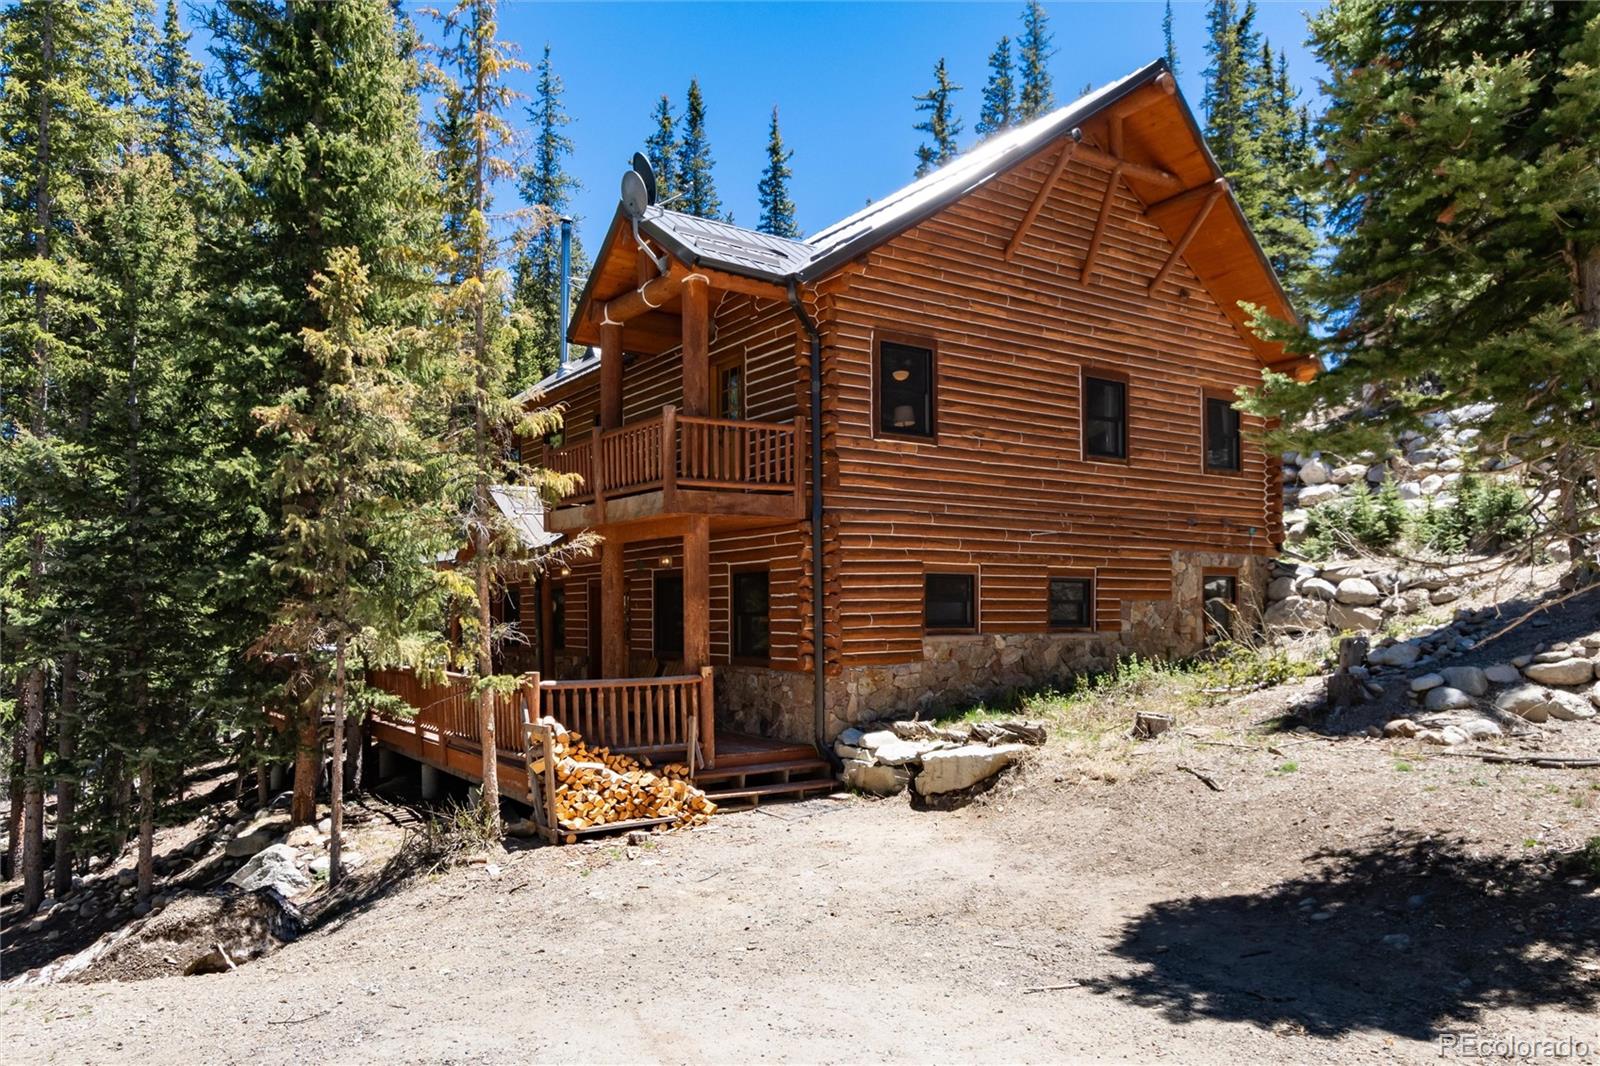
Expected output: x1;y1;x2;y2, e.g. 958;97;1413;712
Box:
1087;832;1600;1039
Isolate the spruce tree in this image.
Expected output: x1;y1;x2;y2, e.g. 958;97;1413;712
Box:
1201;0;1266;219
1017;0;1056;120
976;36;1016;138
675;78;722;219
913;58;963;178
1244;0;1600;571
644;94;677;203
1163;0;1180;79
756;107;799;238
514;43;587;386
150;0;217;185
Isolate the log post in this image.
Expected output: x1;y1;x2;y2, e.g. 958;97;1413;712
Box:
662;405;678;512
682;514;710;671
601;537;627;678
599;321;622;430
681;276;710;416
698;665;716;769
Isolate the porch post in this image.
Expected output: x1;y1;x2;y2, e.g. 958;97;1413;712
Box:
599;321;623;430
538;574;554;676
682;514;710;670
680;276;710;416
601;536;628;677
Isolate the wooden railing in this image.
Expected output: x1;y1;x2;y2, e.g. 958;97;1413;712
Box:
368;665;715;773
544;406;799;513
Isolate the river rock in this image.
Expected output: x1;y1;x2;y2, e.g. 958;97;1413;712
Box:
1484;663;1521;685
1410;673;1444;693
1439;666;1489;697
913;744;1028;795
1329;602;1384;632
1298;458;1330;485
1299;577;1338;601
1298;484;1342;508
1543;690;1596;721
1523;658;1596;686
1369;641;1422;668
1265;596;1328;634
1335;578;1382;606
1423;686;1476;712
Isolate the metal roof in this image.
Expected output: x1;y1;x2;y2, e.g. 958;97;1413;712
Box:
489;484;560;549
640;208;815;283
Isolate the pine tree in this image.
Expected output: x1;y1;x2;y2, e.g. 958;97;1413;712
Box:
756;107;799;238
1017;0;1055;120
1249;44;1316;295
1163;0;1180;78
644;94;677;203
1201;0;1266;218
976;36;1016;138
675;78;721;219
913;58;963;178
514;43;587;386
150;0;217;184
1243;1;1600;570
208;0;438;827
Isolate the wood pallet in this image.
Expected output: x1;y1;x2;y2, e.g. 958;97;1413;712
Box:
695;750;837;808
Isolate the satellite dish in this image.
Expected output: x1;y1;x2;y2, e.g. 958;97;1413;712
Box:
620;168;650;220
631;152;657;205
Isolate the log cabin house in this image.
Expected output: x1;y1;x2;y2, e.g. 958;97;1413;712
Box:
370;60;1313;805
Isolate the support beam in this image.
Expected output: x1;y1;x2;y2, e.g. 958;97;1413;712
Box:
599;321;622;429
595;261;687;326
680;275;711;416
681;516;710;671
1147;184;1225;295
1079;163;1125;285
1074;145;1182;192
601;540;627;677
694;266;789;303
1005;139;1078;262
1146;178;1229;226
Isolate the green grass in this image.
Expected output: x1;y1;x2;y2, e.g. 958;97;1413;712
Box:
1273;761;1299;775
1575;837;1600;877
1394;760;1415;773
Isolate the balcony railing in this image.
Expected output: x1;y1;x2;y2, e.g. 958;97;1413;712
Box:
546;406;800;512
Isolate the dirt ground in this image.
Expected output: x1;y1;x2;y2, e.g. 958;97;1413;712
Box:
5;707;1598;1064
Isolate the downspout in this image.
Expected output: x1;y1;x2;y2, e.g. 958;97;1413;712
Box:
786;280;832;764
558;216;572;368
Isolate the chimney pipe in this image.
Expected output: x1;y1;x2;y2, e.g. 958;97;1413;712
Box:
558;216;573;368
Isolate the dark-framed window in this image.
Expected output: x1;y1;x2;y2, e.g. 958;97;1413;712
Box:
501;585;521;629
731;570;770;659
551;585;566;650
1202;574;1238;641
878;340;935;438
1084;375;1127;459
653;572;684;659
716;359;744;420
1204;396;1241;471
924;572;976;631
1048;577;1093;629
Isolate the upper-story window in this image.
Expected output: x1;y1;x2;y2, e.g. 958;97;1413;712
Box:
878;340;935;439
1204;395;1241;471
1083;375;1127;460
715;357;744;420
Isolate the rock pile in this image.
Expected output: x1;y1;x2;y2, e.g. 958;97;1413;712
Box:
1265;557;1464;636
835;718;1045;797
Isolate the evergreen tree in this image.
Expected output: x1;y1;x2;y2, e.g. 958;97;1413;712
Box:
1243;0;1600;571
150;0;217;184
1163;0;1180;79
1201;0;1266;219
675;78;721;218
514;43;587;386
976;35;1016;138
913;58;963;178
643;94;677;203
1017;0;1055;120
1249;44;1316;294
756;106;799;238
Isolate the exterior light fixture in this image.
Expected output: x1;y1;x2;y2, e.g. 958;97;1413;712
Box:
559;565;571;577
659;555;673;567
891;368;911;383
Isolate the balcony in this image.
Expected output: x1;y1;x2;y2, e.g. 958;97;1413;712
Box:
546;405;803;531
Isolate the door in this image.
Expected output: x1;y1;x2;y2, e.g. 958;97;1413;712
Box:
587;579;603;679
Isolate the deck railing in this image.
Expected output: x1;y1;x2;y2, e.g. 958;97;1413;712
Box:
545;405;799;510
368;665;715;771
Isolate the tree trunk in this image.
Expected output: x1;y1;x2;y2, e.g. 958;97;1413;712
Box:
476;549;501;831
346;707;366;796
328;637;346;889
136;754;155;904
21;667;46;913
53;647;78;899
5;733;23;881
290;691;320;826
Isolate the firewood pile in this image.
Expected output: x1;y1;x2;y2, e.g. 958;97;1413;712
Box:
531;719;716;841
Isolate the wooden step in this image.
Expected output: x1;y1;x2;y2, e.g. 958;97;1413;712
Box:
703;777;839;805
694;757;831;784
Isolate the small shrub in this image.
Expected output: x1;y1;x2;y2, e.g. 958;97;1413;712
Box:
1274;761;1299;774
1300;478;1407;559
1410;475;1533;554
1574;836;1600;877
1193;640;1317;698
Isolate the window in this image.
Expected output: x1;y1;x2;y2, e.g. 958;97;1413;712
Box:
924;572;976;631
653;572;684;659
1048;577;1093;629
1202;574;1238;642
1205;396;1241;471
878;340;934;438
501;585;521;630
715;360;744;420
1084;375;1127;459
551;585;566;650
731;571;770;659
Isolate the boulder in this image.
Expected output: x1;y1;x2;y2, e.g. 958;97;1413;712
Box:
1297;484;1342;507
1335;578;1382;606
1266;576;1296;601
1439;666;1489;697
1369;641;1422;668
1396;482;1423;501
1410;673;1444;693
869;737;942;766
1423;686;1476;712
1419;474;1446;495
1329;602;1384;632
841;759;911;796
1331;463;1367;485
913;744;1028;795
1484;663;1521;685
1523;658;1596;686
1429;587;1462;605
309;851;366;877
1413;709;1503;743
227;844;311;896
1496;685;1552;723
1299;577;1338;601
224;815;289;859
1543;690;1596;721
1265;596;1328;634
284;825;321;849
1298;458;1331;485
1400;589;1432;613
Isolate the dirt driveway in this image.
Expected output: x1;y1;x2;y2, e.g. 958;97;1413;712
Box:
7;719;1599;1065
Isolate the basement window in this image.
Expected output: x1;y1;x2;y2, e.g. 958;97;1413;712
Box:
1202;574;1238;642
924;572;976;632
1048;577;1093;629
1205;396;1242;471
732;570;770;660
878;340;935;439
1084;376;1127;459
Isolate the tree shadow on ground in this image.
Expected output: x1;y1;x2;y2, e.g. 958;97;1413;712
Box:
1084;832;1600;1040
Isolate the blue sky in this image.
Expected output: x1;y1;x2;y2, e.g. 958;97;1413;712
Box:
195;1;1327;251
